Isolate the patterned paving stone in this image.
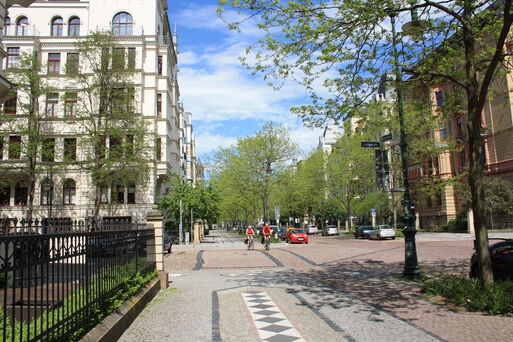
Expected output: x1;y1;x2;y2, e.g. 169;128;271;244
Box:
242;291;305;342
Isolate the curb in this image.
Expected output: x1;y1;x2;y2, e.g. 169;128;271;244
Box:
80;274;162;342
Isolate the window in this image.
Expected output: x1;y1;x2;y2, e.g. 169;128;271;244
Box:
456;116;464;137
125;134;133;156
14;181;27;206
157;55;163;75
0;183;10;206
156;93;162;117
112;12;133;36
64;138;77;161
40;179;53;206
127;182;135;204
435;91;443;107
109;136;122;158
156;137;161;161
6;47;20;69
112;48;125;69
99;183;108;203
64;92;77;117
128;48;136;69
16;17;28;36
51;17;63;36
439;124;447;141
111;179;124;204
427;196;432;208
460;150;467;168
63;179;76;205
8;136;21;160
68;17;80;36
436;193;443;206
48;53;61;74
4;17;11;36
99;136;106;159
433;157;439;175
3;92;17;114
46;93;59;117
66;53;79;74
41;138;55;162
0;140;3;160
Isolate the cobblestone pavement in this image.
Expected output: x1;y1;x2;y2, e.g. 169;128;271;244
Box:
120;229;513;342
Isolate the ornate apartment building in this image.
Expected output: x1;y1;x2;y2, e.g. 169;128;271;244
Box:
0;0;196;221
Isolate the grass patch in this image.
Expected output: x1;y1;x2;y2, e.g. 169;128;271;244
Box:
421;275;513;314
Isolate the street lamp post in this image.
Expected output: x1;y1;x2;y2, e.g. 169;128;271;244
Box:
389;11;420;278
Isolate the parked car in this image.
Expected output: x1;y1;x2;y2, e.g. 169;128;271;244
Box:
278;228;287;240
306;225;319;235
354;225;373;239
270;225;279;235
286;228;309;244
322;225;339;236
470;239;513;281
369;225;396;240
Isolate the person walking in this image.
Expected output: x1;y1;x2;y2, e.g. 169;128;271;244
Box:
246;225;255;250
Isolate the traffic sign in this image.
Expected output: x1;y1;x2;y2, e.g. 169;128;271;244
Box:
361;141;380;148
381;133;393;141
370;208;377;215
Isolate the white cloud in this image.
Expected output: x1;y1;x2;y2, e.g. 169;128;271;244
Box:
195;132;237;156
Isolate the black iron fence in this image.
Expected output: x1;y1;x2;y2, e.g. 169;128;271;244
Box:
0;217;155;341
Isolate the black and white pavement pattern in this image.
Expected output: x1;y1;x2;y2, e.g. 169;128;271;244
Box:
242;291;304;342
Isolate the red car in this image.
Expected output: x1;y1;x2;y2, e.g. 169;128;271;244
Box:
286;228;309;244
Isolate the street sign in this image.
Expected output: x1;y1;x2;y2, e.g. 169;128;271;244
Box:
361;141;380;148
381;133;393;141
370;208;377;215
274;206;281;222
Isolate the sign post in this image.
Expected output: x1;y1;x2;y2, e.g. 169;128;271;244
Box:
371;208;377;227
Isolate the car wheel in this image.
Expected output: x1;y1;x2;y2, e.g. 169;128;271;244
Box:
305;242;308;244
377;235;381;241
392;237;396;240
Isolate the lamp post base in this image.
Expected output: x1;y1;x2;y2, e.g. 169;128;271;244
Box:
403;223;420;278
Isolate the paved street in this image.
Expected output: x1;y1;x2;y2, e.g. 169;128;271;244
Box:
119;229;513;342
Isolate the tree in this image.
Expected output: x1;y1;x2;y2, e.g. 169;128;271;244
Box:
219;0;513;285
0;51;50;218
158;176;221;235
69;31;152;216
273;150;327;225
326;134;376;229
211;122;298;223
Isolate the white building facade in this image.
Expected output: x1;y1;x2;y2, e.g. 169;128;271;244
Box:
0;0;189;221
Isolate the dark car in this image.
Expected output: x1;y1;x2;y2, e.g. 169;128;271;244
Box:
278;228;287;241
470;239;513;281
354;225;373;239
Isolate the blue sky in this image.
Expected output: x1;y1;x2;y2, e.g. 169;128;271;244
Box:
167;0;324;158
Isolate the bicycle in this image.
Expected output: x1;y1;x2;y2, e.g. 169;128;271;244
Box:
264;235;270;251
247;236;254;250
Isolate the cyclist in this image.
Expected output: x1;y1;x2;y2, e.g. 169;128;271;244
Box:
245;225;255;250
262;223;271;250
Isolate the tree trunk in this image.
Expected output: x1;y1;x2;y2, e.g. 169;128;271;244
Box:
463;2;493;286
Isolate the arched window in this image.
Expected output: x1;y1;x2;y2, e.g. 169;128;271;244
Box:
51;17;63;36
16;17;28;36
127;182;135;204
111;179;124;204
4;17;11;36
63;179;76;205
0;183;11;206
99;183;108;204
68;17;80;36
112;12;133;36
14;181;28;206
40;178;53;206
